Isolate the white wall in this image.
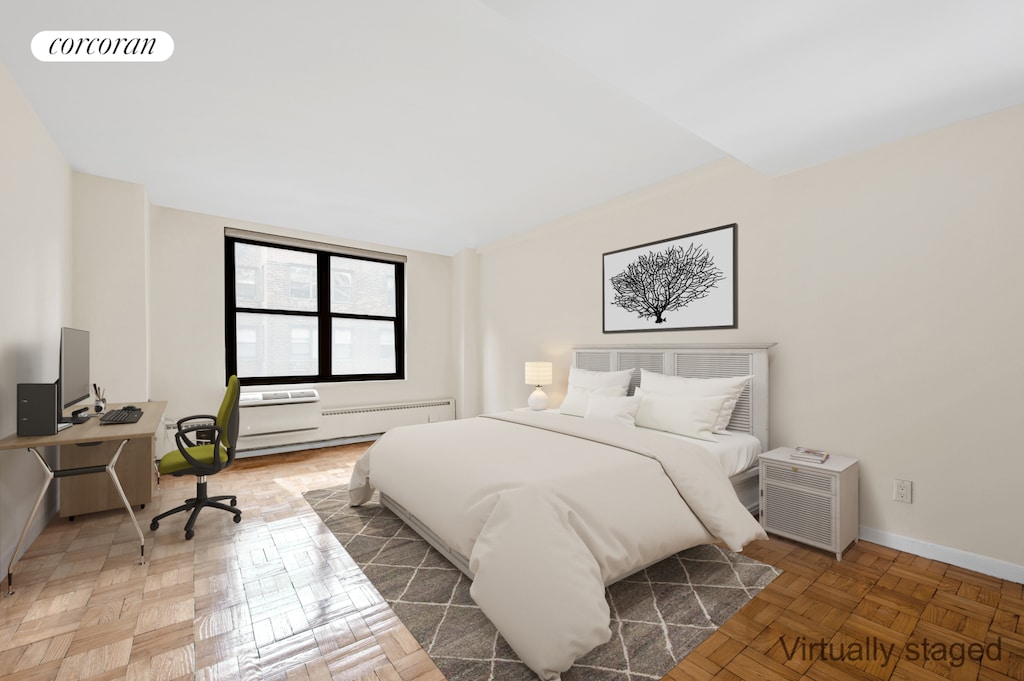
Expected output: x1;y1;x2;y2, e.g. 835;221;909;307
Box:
148;206;456;425
72;173;151;403
0;63;73;569
476;105;1024;573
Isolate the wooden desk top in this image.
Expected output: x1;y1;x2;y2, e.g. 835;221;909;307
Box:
0;401;167;452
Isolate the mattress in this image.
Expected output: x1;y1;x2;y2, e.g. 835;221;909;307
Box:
651;426;762;476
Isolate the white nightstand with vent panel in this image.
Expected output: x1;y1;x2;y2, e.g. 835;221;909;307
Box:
759;448;859;560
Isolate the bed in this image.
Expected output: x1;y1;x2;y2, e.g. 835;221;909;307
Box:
348;343;773;680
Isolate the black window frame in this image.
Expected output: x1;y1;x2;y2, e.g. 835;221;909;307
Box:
225;234;406;386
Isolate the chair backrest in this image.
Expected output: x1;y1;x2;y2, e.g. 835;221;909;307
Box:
215;376;240;461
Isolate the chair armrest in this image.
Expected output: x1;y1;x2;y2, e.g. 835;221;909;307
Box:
174;423;225;471
175;415;218;448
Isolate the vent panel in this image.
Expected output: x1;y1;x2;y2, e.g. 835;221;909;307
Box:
322;400;454;417
763;485;834;547
575;352;612;372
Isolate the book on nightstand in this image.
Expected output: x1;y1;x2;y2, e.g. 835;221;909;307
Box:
790;447;829;463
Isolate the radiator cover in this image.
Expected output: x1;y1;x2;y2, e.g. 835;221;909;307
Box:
320;399;455;439
236;394;455;452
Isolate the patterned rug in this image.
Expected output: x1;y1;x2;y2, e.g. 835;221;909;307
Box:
303;485;779;681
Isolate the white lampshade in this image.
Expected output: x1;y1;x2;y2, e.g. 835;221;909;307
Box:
524;361;553;386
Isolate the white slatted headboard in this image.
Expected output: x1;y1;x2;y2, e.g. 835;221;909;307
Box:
572;344;774;450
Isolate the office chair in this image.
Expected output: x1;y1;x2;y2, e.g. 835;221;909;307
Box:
150;376;242;540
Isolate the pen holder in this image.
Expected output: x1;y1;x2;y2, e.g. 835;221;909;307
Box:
94;398;107;414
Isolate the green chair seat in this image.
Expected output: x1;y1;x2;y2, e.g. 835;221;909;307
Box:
157;443;229;476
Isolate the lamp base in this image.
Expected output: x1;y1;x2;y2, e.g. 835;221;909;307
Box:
528;387;549;411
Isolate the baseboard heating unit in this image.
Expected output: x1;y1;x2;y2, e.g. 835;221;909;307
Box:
237;394;455;456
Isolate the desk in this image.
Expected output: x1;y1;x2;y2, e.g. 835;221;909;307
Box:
0;400;166;593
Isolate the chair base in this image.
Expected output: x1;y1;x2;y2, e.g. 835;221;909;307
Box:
150;476;241;540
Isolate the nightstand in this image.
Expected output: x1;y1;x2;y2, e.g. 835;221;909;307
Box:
759;447;859;560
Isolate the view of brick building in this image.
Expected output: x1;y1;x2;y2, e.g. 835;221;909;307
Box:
232;241;398;379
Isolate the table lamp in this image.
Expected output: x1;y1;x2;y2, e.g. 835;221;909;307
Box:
524;361;553;410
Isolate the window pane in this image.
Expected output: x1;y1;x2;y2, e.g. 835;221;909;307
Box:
237;325;259;361
236;313;318;378
332;270;352;305
332;319;395;375
234;242;317;312
330;257;396;316
289;265;315;301
236;266;260;303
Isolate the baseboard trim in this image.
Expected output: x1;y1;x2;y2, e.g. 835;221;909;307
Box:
859;526;1024;584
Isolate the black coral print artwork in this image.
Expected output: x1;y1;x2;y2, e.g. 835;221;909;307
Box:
603;224;737;332
610;242;724;324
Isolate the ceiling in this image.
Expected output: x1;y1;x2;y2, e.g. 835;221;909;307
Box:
2;1;1022;255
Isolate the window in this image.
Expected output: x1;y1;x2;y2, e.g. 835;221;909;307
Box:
333;328;352;360
236;266;260;302
236;326;260;377
289;265;316;300
331;269;352;304
225;233;405;385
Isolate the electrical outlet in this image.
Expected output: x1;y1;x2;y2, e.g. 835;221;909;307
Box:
893;479;913;503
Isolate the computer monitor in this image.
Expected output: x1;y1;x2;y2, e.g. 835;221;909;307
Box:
60;327;90;409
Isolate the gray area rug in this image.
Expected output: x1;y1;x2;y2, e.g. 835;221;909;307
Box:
303;485;779;681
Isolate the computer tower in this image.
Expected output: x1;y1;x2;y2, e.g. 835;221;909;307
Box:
17;382;60;436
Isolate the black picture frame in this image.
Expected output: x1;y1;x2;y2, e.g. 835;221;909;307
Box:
602;223;737;333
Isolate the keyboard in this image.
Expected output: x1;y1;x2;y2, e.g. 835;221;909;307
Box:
99;408;143;425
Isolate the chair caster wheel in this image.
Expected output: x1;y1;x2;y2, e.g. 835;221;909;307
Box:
233;513;242;524
150;521;159;531
68;516;75;522
230;498;237;507
185;530;194;540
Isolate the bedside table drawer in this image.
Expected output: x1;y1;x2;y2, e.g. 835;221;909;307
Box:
763;460;835;494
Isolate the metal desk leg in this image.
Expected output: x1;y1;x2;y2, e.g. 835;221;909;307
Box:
7;448;55;595
108;439;146;565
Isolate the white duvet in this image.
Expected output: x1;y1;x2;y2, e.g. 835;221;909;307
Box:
348;411;766;680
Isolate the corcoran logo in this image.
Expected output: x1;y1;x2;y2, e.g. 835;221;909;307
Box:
31;31;174;62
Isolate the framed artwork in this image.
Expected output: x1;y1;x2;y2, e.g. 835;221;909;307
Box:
603;223;737;333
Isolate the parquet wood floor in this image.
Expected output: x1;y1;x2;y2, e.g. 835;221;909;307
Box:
1;443;1020;681
667;536;1024;681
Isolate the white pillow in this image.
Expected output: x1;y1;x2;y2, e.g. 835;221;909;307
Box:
584;394;641;426
568;366;634;390
634;389;723;442
639;369;752;433
559;385;626;417
558;367;634;417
